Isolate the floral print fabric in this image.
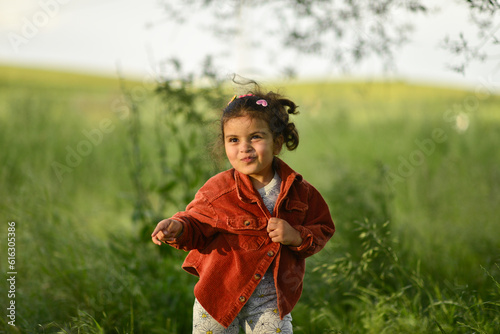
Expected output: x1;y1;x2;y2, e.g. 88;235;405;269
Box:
192;273;293;333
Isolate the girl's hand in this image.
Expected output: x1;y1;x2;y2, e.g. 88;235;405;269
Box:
267;218;303;247
151;219;183;245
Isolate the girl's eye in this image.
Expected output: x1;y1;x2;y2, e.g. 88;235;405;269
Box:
251;135;262;140
228;138;238;143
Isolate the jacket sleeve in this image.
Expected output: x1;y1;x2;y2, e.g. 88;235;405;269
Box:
287;183;335;258
166;189;220;252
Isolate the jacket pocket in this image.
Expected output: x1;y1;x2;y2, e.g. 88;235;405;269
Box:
223;234;267;251
280;199;308;226
224;217;268;251
226;217;268;231
284;199;308;212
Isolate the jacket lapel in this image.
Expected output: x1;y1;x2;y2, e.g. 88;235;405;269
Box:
233;157;303;211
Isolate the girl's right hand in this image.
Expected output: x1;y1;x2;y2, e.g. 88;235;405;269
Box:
151;219;184;245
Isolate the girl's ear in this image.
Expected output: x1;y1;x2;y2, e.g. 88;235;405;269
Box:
273;135;284;155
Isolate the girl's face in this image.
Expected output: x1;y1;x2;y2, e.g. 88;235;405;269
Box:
224;115;281;189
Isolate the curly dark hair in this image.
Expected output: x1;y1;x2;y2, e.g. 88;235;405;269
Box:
221;86;300;151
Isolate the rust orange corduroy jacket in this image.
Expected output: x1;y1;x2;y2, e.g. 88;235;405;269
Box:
167;158;335;328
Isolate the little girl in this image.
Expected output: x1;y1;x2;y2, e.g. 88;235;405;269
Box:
151;86;335;333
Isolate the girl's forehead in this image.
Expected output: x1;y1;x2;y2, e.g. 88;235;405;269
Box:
224;115;269;131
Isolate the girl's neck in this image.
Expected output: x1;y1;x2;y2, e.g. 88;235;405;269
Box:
250;170;275;190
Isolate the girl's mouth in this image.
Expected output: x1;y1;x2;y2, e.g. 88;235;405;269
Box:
241;156;256;163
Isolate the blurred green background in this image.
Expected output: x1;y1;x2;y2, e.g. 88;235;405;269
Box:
0;64;499;333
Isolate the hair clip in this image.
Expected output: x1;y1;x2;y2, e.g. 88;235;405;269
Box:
256;99;268;107
227;95;237;105
227;94;263;106
227;93;256;105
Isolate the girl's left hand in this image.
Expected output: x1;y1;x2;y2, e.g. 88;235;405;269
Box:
267;218;303;247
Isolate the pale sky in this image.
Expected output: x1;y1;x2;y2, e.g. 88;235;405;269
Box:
0;0;499;91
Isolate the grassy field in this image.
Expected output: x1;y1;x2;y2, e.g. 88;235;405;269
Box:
0;64;499;333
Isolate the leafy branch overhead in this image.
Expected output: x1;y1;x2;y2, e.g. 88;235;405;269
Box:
160;0;499;75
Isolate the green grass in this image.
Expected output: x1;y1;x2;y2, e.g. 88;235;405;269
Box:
0;65;499;333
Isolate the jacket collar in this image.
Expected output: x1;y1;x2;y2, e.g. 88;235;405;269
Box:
234;157;302;204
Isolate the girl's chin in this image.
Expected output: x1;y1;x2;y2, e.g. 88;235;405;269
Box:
232;161;272;179
236;167;262;178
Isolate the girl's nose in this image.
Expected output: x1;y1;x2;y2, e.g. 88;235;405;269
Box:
240;141;253;153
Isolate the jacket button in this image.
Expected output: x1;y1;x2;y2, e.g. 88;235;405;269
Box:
254;274;262;280
267;251;274;257
239;296;246;303
244;220;251;226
